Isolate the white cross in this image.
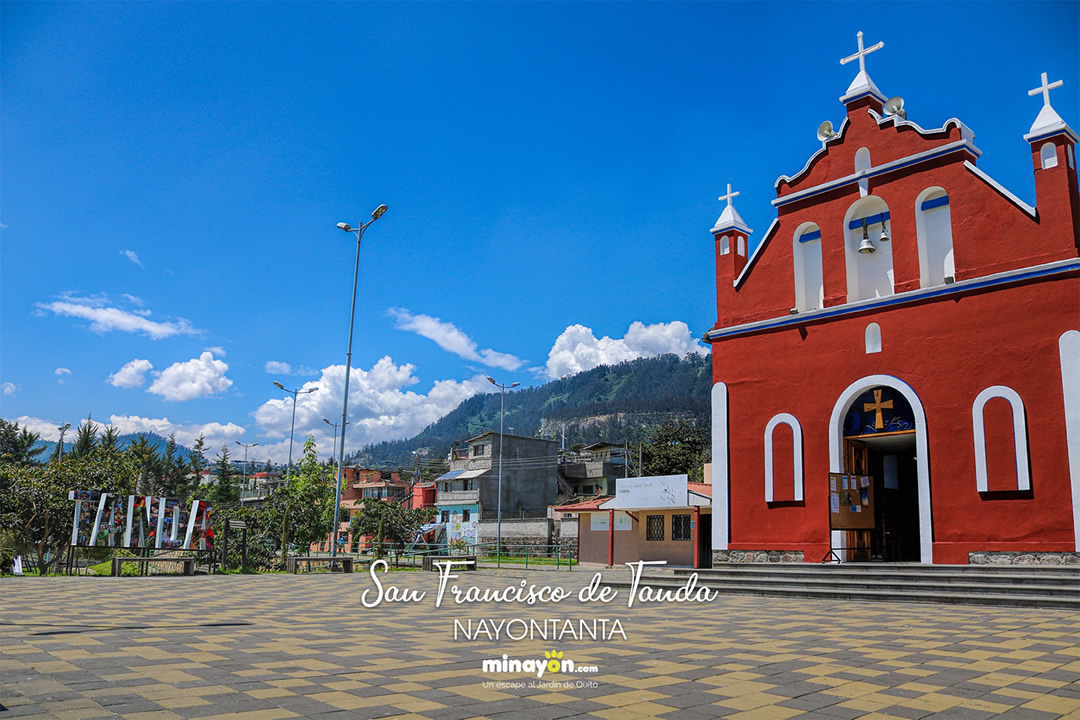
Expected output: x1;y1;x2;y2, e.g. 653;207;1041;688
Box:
840;31;884;74
718;183;739;208
1028;71;1063;107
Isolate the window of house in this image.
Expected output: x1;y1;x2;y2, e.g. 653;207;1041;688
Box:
473;445;486;457
441;510;450;523
672;514;691;541
646;515;664;541
462;509;471;522
463;479;472;491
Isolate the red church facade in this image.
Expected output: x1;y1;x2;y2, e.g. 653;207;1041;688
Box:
708;35;1080;565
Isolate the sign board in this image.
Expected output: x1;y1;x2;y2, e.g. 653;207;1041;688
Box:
828;473;874;530
611;474;687;509
589;511;632;532
68;490;214;550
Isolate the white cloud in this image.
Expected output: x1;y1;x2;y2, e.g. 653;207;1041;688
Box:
121;294;145;307
54;368;71;384
254;357;493;460
148;351;232;401
2;382;17;396
545;321;708;379
121;249;143;268
107;358;154;389
387;307;523;371
264;360;319;377
36;293;199;339
205;346;226;357
106;415;246;450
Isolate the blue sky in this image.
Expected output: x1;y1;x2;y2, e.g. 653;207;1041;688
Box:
2;1;1077;462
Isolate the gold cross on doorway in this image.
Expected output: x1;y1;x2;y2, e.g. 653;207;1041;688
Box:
864;389;893;430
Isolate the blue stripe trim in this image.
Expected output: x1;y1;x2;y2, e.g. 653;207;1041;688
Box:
847;212;890;229
706;260;1080;342
920;195;950;211
798;230;822;243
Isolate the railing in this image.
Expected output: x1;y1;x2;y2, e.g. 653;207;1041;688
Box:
290;540;575;571
471;541;575;570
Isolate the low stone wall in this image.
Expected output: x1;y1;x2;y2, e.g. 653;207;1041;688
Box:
475;518;578;557
969;551;1080;566
712;550;805;564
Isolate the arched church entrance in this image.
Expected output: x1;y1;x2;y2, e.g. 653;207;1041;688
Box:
829;375;933;563
843;387;919;561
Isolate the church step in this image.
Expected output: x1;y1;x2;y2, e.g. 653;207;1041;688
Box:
640;574;1077;597
673;565;1080;588
603;576;1080;609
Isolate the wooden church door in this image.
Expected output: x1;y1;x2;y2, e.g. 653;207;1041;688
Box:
843;439;871;561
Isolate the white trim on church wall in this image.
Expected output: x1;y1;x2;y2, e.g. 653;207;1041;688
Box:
764;413;804;503
793;222;824;312
972;386;1031;492
963;161;1037;218
829;374;933;563
773;139;980;209
1059;331;1080;551
711;382;730;550
915;187;955;287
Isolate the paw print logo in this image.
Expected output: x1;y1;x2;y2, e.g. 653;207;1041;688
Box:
544;649;564;673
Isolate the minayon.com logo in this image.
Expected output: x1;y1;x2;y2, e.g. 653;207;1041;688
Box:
482;650;599;678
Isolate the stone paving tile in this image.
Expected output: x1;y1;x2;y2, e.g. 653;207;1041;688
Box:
2;570;1080;718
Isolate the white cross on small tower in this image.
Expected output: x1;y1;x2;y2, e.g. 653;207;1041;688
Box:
718;183;740;208
840;31;884;74
1028;72;1064;107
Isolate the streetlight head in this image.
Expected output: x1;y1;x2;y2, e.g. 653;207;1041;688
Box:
487;377;496;385
273;381;286;391
303;386;319;394
337;222;352;232
511;382;520;388
372;204;388;220
235;441;241;446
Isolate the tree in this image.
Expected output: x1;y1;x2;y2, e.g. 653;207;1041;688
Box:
350;501;436;557
69;418;99;460
640;419;710;483
1;446;137;574
159;434;189;500
128;433;161;495
188;435;208;498
99;426;121;454
265;437;334;565
0;419;46;466
209;446;240;508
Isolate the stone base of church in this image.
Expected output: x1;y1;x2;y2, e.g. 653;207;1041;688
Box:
968;551;1080;566
713;550;805;564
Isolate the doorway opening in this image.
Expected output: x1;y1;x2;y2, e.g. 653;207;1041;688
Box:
842;386;920;561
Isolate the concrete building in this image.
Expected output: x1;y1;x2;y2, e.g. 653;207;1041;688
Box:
435;432;558;543
558;442;628;497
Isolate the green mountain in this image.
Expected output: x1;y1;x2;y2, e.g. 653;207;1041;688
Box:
356;352;713;469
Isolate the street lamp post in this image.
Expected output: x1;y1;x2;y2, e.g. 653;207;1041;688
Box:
56;423;71;463
487;376;519;567
322;418;349;465
273;381;318;482
235;441;259;498
331;204;388;562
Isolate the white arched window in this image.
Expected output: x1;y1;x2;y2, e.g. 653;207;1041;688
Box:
764;413;803;502
719;235;730;255
793;223;823;312
915;187;955;287
972;386;1030;492
865;323;882;354
736;236;746;256
1041;142;1059;170
844;196;894;302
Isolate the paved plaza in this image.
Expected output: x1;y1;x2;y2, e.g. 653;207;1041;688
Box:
2;566;1079;719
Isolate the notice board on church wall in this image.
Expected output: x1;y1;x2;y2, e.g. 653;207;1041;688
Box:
828;473;874;530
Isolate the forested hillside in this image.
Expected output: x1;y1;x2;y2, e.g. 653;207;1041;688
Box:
356;352;712;469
